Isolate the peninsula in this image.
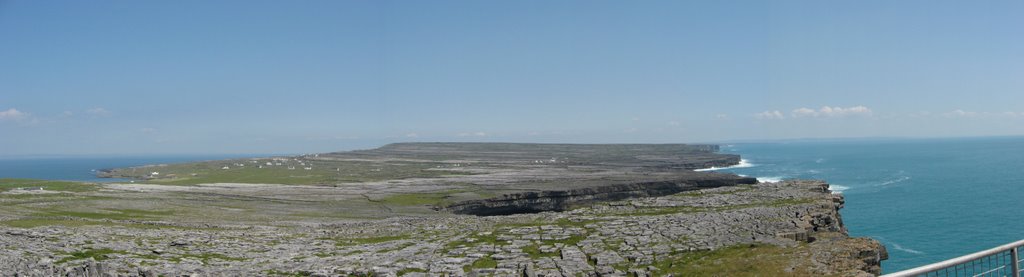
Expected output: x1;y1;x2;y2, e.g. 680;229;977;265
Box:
0;143;886;276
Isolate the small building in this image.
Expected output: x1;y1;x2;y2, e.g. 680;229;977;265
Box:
222;166;230;170
151;172;160;176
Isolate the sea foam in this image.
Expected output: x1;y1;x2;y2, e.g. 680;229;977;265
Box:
829;184;850;193
694;159;754;172
756;176;783;183
891;243;924;254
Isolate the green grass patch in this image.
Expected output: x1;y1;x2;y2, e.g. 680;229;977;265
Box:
33;208;174;221
0;179;97;193
56;248;128;264
522;244;560;259
397;268;428;276
264;269;312;277
313;252;333;258
333;234;411;247
2;218;123;228
1;217;218;230
649;243;813;276
463;256;498;272
103;159;473;185
169;252;247;263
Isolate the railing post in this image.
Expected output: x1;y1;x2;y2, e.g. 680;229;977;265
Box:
1012;247;1021;277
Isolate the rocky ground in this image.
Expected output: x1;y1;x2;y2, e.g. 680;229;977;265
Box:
0;180;886;276
0;144;886;276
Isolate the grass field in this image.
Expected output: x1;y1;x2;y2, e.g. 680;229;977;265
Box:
0;178;97;192
101;158;472;185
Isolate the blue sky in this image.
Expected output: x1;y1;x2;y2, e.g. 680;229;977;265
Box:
1;1;1023;155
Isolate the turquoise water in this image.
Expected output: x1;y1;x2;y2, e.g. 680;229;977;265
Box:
712;137;1024;273
0;154;268;182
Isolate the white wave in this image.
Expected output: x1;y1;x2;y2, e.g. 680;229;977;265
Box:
694;159;754;172
891;243;924;254
829;184;849;193
876;176;911;187
815;158;826;163
757;176;784;183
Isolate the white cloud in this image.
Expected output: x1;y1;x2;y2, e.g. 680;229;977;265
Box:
0;108;28;121
86;108;111;116
791;108;817;118
791;106;873;118
139;128;158;134
754;110;785;120
715;114;729;119
667;121;680;126
405;133;419;138
945;109;978;118
457;132;487;137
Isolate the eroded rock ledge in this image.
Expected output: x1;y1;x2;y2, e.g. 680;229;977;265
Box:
444;176;757;216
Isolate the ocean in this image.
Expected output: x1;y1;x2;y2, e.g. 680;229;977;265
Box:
709;136;1024;273
0;154;267;182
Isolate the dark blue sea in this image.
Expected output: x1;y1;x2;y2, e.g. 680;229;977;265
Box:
709;136;1024;273
0;154;267;182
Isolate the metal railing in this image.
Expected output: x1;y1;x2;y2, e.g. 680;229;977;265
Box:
883;239;1024;277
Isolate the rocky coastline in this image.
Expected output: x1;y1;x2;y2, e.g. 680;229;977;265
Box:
0;143;886;276
0;180;885;276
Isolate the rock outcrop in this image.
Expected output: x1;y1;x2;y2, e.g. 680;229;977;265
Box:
444;175;757;216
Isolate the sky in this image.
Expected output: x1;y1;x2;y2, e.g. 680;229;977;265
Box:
1;0;1023;155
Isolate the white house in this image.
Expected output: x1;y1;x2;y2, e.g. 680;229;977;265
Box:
222;166;230;170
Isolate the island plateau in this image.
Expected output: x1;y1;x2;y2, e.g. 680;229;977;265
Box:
0;143;887;276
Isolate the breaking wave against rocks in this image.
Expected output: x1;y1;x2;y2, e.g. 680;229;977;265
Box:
756;176;784;183
694;159;754;171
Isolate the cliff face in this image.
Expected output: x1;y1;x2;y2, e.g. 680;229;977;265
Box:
792;183;889;275
444;176;757;215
